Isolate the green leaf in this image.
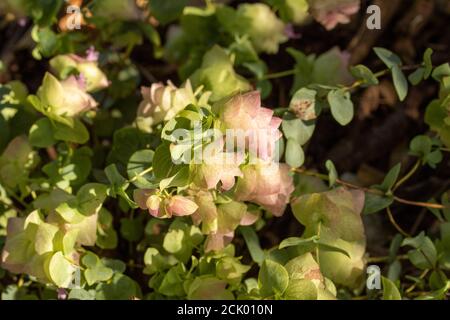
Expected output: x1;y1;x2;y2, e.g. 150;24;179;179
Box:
408;68;425;85
148;0;189;24
374;47;402;69
391;65;408;101
378;163;401;193
363;193;394;215
68;288;96;300
29;118;56;148
289;88;318;120
285;139;304;168
258;259;289;297
76;183;108;216
163;228;185;254
34;223;59;255
423;48;433;79
120;216;144;242
279;236;319;249
350;65;379;86
325;160;338;187
95;273;141;300
409;135;442;168
290;188;366;287
153;143;176;179
48;251;77;288
52;119;90;144
127;149;155;188
82;251;114;286
327;89;354;126
382;276;402;300
187;276;234;300
96;208;118;250
159;166;190;190
239;226;265;265
402;232;437;269
284;279;318;300
107;127;155;172
158;264;186;297
105;164;127;188
282;118;315;146
143;248;173;275
432;63;450;82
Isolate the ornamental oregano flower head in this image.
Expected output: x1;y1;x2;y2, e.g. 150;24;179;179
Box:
215;90;282;160
237;3;288;54
308;0;360;31
50;47;109;93
134;189;199;219
235;160;294;217
37;73;97;118
136;80;211;132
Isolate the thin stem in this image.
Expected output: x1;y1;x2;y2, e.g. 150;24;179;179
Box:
128;167;153;183
392;196;445;209
4;186;29;209
293;167;447;210
257;69;297;81
344;65;420;91
405;269;429;294
393;160;421;192
386;207;411;237
316;222;322;268
367;254;408;263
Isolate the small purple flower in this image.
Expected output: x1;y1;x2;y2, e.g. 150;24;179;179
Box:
57;288;68;300
284;24;301;40
18;18;27;27
85;46;99;62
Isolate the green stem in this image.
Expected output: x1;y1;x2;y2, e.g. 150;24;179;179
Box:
293;168;447;210
367;254;408;263
386;206;411;237
393;160;421;192
316;222;322;268
405;269;429;294
257;69;297;81
128;167;153;183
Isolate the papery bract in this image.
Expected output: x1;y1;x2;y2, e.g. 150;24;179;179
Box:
235;161;294;216
134;189;198;218
237;3;288;54
136;80;210;132
37;73;98;118
166;195;199;217
216;91;282;160
190;46;252;102
205;231;234;253
309;0;360;31
194;139;244;191
50;48;109;92
0;136;38;189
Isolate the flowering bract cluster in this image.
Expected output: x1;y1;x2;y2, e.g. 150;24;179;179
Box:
133;82;294;252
